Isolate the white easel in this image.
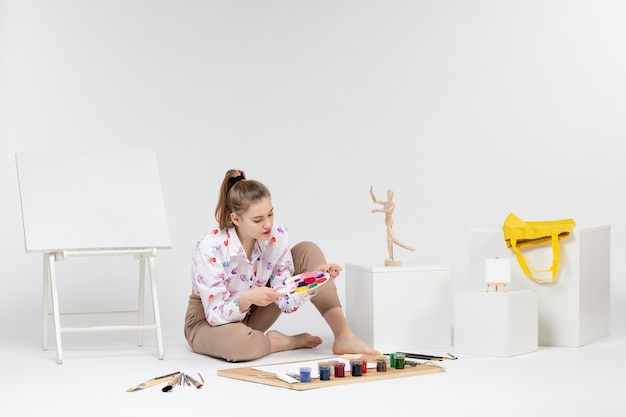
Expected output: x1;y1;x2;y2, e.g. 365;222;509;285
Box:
16;150;172;364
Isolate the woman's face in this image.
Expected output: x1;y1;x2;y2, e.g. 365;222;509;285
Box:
230;196;274;242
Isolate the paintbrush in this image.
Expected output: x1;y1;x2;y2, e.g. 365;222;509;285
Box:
184;373;203;389
126;371;180;392
394;352;458;361
162;372;183;392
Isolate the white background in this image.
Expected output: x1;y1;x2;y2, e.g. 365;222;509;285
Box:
1;0;625;349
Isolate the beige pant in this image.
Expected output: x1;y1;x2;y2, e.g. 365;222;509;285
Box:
184;241;341;362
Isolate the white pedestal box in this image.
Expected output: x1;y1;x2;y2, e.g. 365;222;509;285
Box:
468;226;610;347
454;290;538;357
345;263;451;353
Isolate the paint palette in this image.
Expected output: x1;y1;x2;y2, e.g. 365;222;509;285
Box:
277;271;330;295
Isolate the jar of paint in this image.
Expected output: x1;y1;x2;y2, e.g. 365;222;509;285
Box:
376;357;387;372
389;353;396;368
319;365;331;381
394;354;405;369
333;362;345;378
299;367;312;383
351;360;363;377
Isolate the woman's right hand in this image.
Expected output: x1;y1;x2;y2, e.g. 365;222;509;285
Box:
238;286;284;312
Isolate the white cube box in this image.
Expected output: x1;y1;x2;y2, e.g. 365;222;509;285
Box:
454;290;538;357
345;263;451;353
468;226;610;347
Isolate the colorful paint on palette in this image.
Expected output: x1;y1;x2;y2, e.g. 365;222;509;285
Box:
278;272;330;295
295;273;327;292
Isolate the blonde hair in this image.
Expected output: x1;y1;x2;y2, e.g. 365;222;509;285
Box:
215;169;271;229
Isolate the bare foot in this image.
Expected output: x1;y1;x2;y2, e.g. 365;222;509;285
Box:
267;330;323;353
332;333;380;355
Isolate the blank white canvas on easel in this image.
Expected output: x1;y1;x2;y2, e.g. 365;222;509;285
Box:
16;150;171;252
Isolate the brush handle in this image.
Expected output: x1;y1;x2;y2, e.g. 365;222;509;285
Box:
126;373;180;392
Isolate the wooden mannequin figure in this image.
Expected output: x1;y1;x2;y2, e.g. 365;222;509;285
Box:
370;186;415;266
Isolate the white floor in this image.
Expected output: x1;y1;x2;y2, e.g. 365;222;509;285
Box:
2;331;625;417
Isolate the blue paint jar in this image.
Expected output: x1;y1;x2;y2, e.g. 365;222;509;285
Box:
319;365;331;381
299;367;311;383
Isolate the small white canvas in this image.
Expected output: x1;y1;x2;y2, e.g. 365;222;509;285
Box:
485;258;511;283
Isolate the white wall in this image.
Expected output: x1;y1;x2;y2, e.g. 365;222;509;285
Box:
1;0;625;349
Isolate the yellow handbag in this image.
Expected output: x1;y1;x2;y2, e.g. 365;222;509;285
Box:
502;213;576;283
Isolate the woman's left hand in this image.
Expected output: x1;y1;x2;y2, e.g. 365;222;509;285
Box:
318;264;342;279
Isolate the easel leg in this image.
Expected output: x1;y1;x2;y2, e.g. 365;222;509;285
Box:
42;254;49;352
137;257;145;347
148;256;164;360
47;253;63;364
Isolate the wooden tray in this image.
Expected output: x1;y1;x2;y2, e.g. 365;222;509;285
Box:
217;356;445;391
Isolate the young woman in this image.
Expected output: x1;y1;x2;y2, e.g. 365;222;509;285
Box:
184;169;378;362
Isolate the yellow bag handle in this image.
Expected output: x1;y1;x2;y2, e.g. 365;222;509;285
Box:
503;213;575;283
508;234;561;283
